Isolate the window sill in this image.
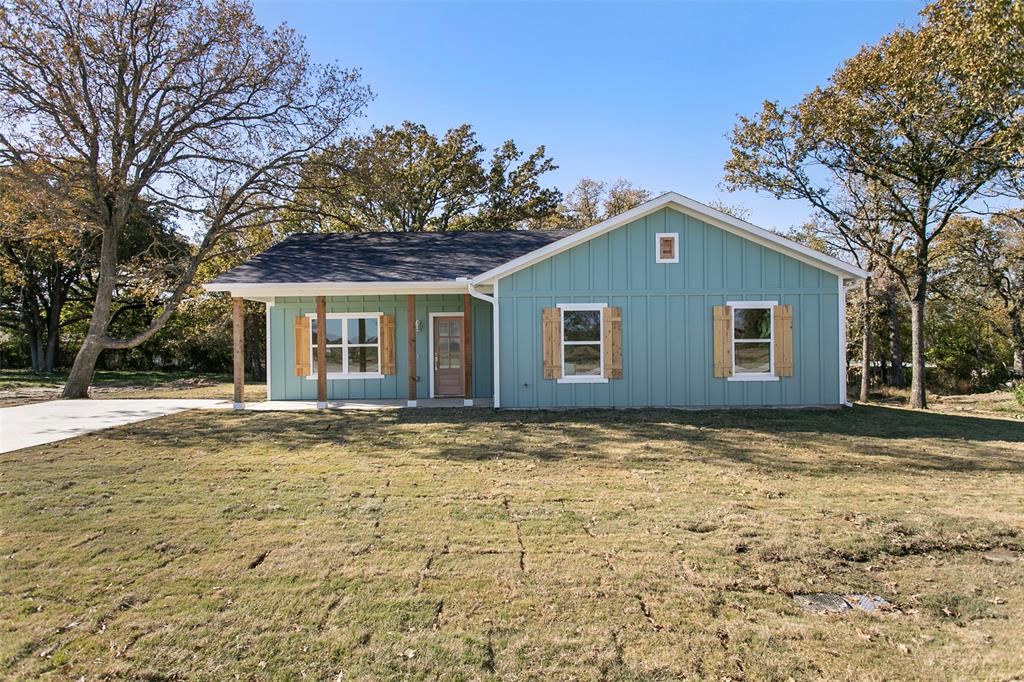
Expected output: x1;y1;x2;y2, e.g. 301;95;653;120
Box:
557;376;609;384
727;374;779;382
307;373;385;381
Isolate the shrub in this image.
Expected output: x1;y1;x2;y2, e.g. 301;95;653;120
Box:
1012;383;1024;408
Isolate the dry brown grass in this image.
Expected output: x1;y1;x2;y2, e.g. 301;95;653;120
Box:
1;406;1022;680
0;370;265;406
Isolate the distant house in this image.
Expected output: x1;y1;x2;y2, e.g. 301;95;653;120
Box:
206;192;868;409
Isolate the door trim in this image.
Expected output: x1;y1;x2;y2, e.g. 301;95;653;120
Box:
428;312;465;398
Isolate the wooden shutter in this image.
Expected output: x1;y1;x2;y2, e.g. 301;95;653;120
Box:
542;307;562;379
773;304;793;377
659;235;675;261
712;305;733;378
602;306;623;379
380;314;397;375
293;315;311;377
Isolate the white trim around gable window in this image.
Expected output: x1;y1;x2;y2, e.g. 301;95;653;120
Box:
655;232;679;263
727;300;779;382
305;312;385;380
556;302;608;384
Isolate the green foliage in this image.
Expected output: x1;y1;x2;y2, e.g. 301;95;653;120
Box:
294;121;561;233
1012;382;1024;408
925;298;1012;391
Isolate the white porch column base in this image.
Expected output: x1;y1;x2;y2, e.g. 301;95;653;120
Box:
463;399;474;407
233;402;245;411
316;401;328;409
407;400;418;407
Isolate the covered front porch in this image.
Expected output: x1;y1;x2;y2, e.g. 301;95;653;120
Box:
229;290;495;410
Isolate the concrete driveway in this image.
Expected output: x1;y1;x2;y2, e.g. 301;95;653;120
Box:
0;399;227;453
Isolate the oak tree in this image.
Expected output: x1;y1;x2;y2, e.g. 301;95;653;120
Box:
0;0;370;397
724;0;1023;408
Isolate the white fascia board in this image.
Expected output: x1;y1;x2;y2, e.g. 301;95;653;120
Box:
469;192;870;285
203;280;470;298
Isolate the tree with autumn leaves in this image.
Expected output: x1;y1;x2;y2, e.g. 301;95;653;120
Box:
724;0;1024;408
0;0;371;397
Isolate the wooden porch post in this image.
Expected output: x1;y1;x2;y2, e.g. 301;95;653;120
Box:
463;294;473;406
316;295;327;408
232;297;244;410
406;295;417;406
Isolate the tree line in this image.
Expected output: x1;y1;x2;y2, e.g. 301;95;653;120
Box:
0;0;1021;408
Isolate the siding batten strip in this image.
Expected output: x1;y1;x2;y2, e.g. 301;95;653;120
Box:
232;297;244;410
316;295;327;408
463;294;473;405
407;294;417;406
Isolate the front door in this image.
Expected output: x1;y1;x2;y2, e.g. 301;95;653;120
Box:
433;315;465;397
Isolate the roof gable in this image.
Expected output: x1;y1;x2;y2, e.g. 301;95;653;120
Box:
470;192;869;284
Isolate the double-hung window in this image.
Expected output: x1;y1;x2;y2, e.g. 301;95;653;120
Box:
307;312;383;379
558;303;607;383
729;301;776;380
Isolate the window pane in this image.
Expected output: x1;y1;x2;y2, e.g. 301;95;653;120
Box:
563;310;601;342
735;342;771;374
312;346;344;375
450;320;460;336
311;319;344;345
734;308;771;340
347;317;378;344
347;346;379;373
564;344;601;376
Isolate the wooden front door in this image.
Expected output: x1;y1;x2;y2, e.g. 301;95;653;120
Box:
433;315;465;397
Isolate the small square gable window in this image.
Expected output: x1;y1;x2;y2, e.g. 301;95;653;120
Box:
655;233;679;263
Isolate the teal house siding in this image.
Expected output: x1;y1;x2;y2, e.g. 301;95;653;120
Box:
268;294;492;401
497;207;841;408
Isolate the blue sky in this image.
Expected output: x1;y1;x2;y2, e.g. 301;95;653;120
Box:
253;1;922;231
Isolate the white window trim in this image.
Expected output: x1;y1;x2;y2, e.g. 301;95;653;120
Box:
305;312;385;380
556;303;608;384
655;232;679;264
727;300;779;382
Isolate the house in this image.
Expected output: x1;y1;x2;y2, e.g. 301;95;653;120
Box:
205;192;869;409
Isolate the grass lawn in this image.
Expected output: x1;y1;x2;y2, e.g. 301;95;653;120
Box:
1;406;1022;680
0;369;266;406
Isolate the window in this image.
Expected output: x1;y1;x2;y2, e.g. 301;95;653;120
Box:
729;301;776;380
655;233;679;263
558;303;607;383
307;313;382;379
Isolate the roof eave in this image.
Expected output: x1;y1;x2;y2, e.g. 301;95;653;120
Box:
203;280;474;298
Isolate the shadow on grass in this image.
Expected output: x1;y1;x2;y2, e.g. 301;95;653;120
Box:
88;403;1024;477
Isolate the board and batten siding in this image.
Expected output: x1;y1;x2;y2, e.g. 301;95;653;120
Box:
497;207;841;408
268;294;492;400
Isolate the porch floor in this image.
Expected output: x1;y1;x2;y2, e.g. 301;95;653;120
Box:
236;398;493;411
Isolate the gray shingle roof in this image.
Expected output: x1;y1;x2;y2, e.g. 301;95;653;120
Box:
208;230;574;285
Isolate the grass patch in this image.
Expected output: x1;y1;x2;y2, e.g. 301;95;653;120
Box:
0;369;265;405
1;405;1022;678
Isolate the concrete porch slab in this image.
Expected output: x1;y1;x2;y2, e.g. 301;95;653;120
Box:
236;398;493;411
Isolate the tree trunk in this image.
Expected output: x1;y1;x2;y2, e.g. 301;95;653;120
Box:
62;336;104;397
885;284;906;389
1010;309;1024;379
61;212;122;399
908;296;927;409
28;330;41;371
860;277;871;402
43;285;64;373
